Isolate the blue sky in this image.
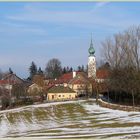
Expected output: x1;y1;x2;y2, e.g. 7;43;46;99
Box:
0;2;140;78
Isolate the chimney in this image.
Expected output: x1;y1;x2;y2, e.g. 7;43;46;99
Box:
73;71;76;78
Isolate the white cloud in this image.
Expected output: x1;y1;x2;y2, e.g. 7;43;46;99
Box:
1;2;140;78
0;22;46;36
93;2;109;10
5;2;138;31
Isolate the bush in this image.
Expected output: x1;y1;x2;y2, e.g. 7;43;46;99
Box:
1;96;10;110
11;98;33;107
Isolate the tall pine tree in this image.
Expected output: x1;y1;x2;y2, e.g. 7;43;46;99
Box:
38;67;44;75
29;61;37;80
9;68;13;74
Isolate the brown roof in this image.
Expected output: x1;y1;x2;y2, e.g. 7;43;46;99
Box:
96;69;109;79
47;70;109;85
2;73;24;84
69;72;90;85
48;86;76;93
58;72;85;83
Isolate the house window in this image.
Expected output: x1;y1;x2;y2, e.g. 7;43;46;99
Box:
52;95;54;99
59;95;61;97
63;95;65;97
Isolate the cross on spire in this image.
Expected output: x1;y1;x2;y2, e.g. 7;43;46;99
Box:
91;33;93;44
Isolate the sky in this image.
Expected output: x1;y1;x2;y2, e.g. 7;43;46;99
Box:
0;2;140;78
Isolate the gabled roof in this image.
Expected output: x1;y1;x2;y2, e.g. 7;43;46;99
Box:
0;80;15;85
59;73;73;81
47;70;110;86
58;72;84;83
69;72;90;85
2;73;24;83
48;86;76;93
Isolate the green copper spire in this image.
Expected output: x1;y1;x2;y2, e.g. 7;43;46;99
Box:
88;33;95;56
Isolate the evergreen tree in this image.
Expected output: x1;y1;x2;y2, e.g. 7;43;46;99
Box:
63;67;67;74
38;67;43;75
9;68;13;74
66;66;69;73
69;67;73;72
77;65;82;72
29;61;37;80
81;65;85;72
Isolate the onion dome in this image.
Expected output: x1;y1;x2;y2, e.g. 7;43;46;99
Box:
88;37;95;56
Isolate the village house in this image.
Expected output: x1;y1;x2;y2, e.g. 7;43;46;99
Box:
27;83;43;94
95;69;109;83
2;73;24;84
45;36;110;97
0;80;12;90
0;73;24;90
27;83;44;101
0;73;26;107
68;72;92;96
45;68;109;97
47;86;77;101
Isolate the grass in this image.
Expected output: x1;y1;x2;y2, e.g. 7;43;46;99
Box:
0;100;140;138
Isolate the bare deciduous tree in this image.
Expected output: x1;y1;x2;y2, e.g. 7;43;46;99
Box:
45;58;62;79
102;25;140;107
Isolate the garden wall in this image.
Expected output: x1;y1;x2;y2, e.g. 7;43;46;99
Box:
98;98;140;112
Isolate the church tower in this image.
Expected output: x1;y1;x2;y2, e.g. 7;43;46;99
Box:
88;35;96;78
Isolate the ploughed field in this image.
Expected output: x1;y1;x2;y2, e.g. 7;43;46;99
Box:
0;99;140;139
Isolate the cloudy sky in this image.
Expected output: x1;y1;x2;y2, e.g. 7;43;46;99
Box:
0;2;140;78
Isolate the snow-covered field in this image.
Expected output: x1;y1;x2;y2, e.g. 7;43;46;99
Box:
0;99;140;139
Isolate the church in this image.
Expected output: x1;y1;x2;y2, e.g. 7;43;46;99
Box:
87;36;109;83
46;36;109;96
88;36;96;78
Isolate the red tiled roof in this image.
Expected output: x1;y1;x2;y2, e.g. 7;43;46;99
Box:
44;84;55;91
96;69;109;79
0;80;15;85
48;70;109;85
59;73;73;80
59;72;85;83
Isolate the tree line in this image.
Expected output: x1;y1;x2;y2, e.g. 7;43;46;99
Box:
102;25;140;107
28;58;87;80
2;25;140;108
